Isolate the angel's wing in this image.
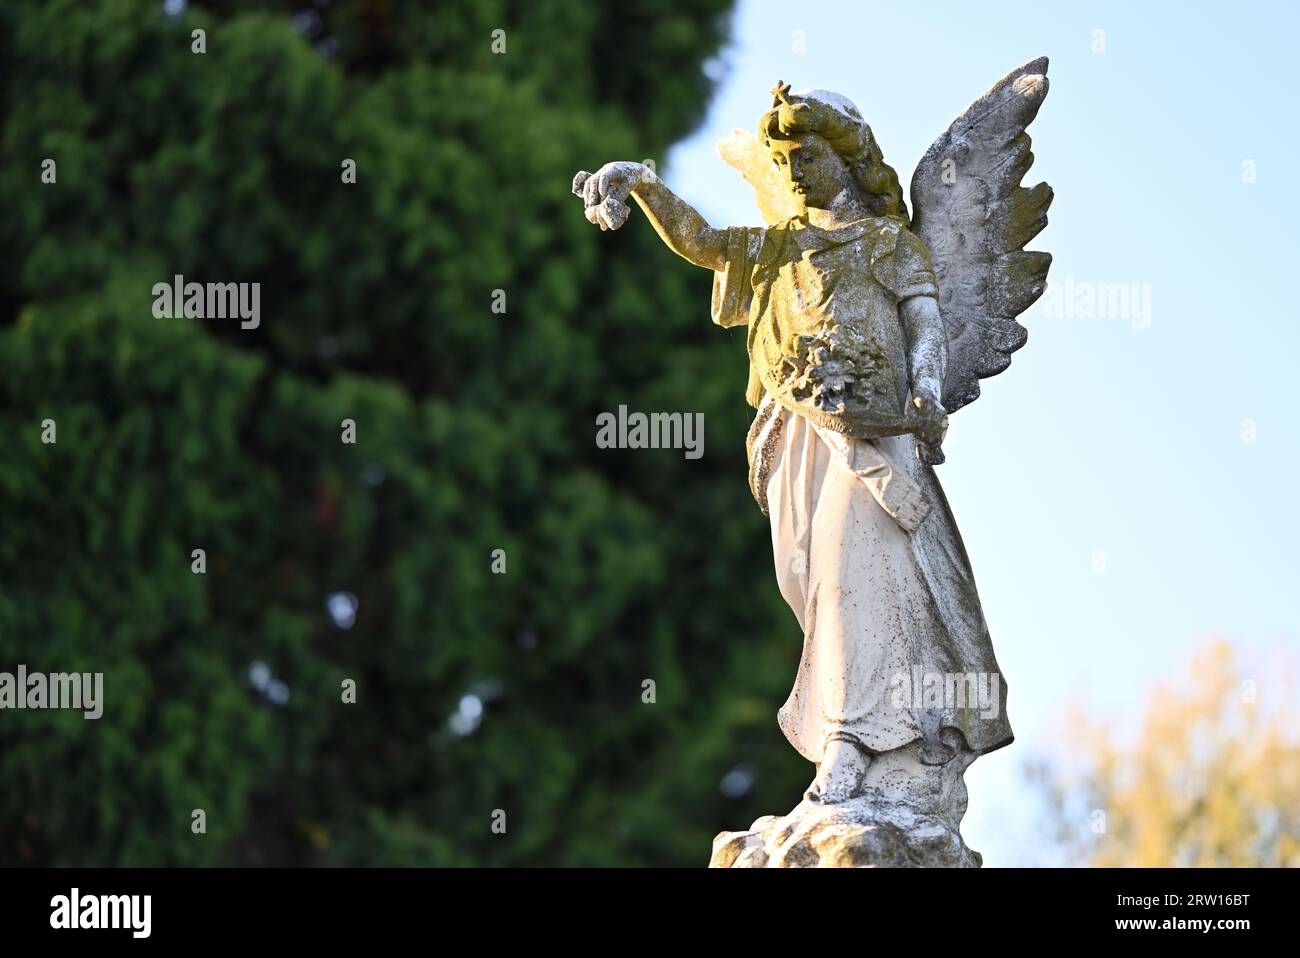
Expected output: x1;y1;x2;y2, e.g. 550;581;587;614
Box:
716;127;801;226
910;57;1053;414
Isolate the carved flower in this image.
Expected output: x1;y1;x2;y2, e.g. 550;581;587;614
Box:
779;327;895;414
782;333;857;413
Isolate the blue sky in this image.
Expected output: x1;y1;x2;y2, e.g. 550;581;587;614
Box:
661;0;1300;864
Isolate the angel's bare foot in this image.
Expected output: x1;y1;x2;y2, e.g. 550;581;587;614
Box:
804;736;871;804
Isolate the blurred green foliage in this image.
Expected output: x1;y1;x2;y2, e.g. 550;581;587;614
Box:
0;0;809;865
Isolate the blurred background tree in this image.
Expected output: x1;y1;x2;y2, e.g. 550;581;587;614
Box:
0;0;814;865
1026;639;1300;867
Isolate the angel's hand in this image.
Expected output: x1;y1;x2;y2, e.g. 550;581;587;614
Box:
572;161;650;231
911;383;949;461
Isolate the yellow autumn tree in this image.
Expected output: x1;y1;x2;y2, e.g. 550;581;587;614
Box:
1029;639;1300;866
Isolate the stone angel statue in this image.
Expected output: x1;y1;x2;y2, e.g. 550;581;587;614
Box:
573;59;1052;867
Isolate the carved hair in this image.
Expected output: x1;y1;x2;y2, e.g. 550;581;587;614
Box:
760;82;909;222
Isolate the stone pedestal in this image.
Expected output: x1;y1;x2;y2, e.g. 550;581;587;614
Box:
710;734;983;868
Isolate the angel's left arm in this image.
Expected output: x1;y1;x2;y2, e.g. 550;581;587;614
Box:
900;294;947;404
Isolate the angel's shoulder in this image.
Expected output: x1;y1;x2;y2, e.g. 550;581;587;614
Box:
890;222;935;265
864;219;939;301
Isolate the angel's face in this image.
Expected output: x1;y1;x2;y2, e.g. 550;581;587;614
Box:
769;134;848;209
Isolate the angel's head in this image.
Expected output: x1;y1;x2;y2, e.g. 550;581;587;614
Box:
760;83;907;221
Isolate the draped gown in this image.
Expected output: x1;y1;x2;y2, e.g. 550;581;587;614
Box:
711;213;1014;766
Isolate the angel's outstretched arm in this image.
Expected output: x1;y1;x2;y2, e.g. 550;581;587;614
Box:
573;161;726;271
630;177;727;271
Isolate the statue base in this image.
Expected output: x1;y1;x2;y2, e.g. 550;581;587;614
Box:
710;733;983;867
709;795;980;867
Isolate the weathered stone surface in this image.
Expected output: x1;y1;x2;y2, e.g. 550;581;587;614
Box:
710;797;980;868
712;734;982;867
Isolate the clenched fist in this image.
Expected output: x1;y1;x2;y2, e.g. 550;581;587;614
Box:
571;161;651;231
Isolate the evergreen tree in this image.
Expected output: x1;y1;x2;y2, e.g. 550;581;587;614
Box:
0;0;808;865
